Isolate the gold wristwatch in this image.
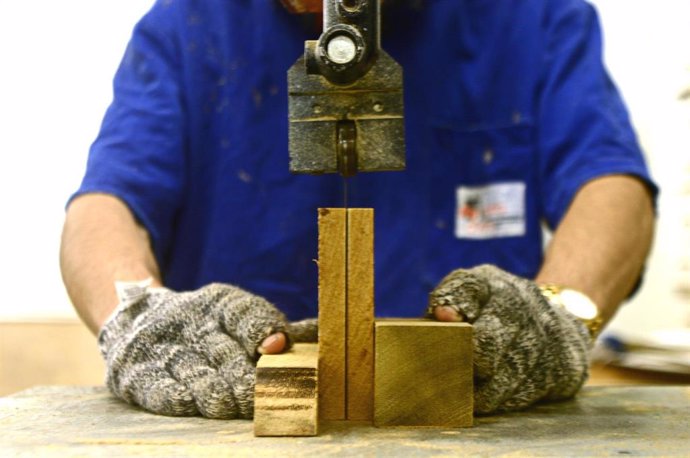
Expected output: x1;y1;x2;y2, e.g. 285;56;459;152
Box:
538;284;603;339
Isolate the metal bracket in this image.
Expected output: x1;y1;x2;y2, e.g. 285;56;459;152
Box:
288;0;405;176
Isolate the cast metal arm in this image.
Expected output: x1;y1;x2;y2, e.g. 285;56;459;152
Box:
288;0;405;177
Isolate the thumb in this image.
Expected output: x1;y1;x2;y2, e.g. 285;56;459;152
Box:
427;267;491;323
433;306;464;322
211;284;289;357
258;332;288;355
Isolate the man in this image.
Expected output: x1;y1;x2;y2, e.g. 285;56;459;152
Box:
60;0;656;419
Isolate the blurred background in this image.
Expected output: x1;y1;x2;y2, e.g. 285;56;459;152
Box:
0;0;688;395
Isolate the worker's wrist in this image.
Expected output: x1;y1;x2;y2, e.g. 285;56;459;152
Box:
538;283;603;339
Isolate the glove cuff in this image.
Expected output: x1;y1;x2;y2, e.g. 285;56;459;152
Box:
98;278;170;349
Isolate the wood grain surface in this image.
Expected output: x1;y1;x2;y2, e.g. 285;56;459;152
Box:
317;208;347;420
254;343;318;436
346;208;375;421
374;319;474;428
3;386;688;456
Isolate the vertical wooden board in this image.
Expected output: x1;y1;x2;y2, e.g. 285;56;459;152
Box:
374;319;474;428
318;208;347;420
346;208;375;421
254;343;319;437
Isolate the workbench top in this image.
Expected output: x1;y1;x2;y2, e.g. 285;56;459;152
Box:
1;385;688;456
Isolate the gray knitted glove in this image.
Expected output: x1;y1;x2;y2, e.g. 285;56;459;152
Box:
427;264;591;414
287;318;318;343
98;283;291;419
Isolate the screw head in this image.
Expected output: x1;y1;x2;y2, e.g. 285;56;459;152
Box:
327;35;357;64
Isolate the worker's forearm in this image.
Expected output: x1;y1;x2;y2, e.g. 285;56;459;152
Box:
535;175;655;324
60;194;162;335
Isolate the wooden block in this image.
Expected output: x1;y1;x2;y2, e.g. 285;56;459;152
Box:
254;343;319;437
318;208;347;420
346;208;375;421
374;319;473;428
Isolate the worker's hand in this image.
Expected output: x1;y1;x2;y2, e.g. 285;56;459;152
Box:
427;265;590;414
98;283;291;419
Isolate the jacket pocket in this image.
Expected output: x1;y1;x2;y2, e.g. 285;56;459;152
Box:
430;119;537;185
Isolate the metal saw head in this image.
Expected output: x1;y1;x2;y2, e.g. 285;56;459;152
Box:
287;0;406;177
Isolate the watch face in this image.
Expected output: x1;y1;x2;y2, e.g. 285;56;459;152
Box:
560;289;598;320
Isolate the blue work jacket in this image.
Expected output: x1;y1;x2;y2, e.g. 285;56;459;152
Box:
73;0;656;320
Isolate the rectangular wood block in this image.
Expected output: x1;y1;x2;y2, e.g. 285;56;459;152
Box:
374;319;474;428
318;208;347;420
254;343;319;437
346;208;374;421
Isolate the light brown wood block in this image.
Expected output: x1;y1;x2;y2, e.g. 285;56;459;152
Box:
346;208;375;421
374;319;474;428
318;208;347;420
254;343;319;437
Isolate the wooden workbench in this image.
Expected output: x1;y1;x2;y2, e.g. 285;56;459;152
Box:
1;386;688;456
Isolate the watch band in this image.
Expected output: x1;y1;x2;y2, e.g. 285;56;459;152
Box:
539;284;603;339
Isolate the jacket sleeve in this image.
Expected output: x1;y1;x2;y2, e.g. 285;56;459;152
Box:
70;0;187;266
537;0;658;229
